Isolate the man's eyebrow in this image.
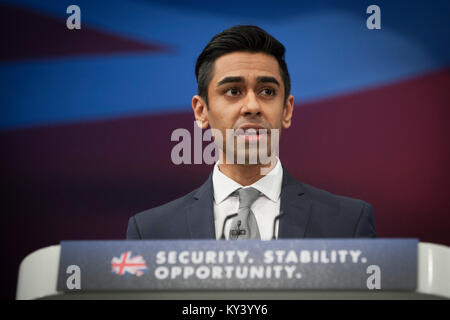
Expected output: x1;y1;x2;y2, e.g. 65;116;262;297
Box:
256;76;280;87
216;76;280;87
217;76;244;87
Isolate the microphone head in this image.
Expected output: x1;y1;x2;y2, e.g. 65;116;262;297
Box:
272;210;284;240
220;212;238;240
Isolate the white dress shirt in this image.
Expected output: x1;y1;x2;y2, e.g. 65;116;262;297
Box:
212;157;283;240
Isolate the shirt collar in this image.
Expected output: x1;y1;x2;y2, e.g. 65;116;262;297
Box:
212;157;283;204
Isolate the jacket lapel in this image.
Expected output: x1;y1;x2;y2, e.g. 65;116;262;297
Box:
278;168;312;239
184;167;312;240
185;172;216;239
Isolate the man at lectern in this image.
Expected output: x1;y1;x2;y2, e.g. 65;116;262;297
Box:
127;25;376;241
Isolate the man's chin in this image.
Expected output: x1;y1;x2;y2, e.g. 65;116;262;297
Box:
229;148;273;165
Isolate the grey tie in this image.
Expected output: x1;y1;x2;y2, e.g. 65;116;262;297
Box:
229;187;261;240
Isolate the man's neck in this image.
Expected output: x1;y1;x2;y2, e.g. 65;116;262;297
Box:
217;155;278;186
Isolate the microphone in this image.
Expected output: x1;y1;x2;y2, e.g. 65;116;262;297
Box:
272;210;284;240
220;212;238;240
220;210;284;240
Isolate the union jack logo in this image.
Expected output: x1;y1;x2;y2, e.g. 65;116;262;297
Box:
111;251;148;276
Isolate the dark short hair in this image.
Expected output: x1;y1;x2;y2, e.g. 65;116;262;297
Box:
195;25;291;108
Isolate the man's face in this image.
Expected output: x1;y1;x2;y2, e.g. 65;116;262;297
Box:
193;51;294;164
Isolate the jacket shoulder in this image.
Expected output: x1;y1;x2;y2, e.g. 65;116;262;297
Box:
126;187;199;239
301;182;368;209
299;182;376;237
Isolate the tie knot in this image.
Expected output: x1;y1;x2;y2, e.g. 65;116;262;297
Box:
237;187;260;209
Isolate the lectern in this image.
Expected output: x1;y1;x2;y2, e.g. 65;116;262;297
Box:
16;239;450;299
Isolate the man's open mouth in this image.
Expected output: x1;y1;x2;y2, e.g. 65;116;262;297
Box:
233;128;269;143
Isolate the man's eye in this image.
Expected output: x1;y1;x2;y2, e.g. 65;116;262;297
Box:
225;88;241;96
260;88;275;96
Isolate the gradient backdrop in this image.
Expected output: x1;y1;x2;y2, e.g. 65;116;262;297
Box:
1;0;449;299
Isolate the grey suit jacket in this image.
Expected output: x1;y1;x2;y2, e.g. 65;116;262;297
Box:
127;168;376;239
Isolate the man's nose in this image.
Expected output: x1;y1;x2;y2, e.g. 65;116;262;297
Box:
241;90;261;116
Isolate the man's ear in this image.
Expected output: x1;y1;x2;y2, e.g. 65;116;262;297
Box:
282;94;294;129
192;95;209;129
